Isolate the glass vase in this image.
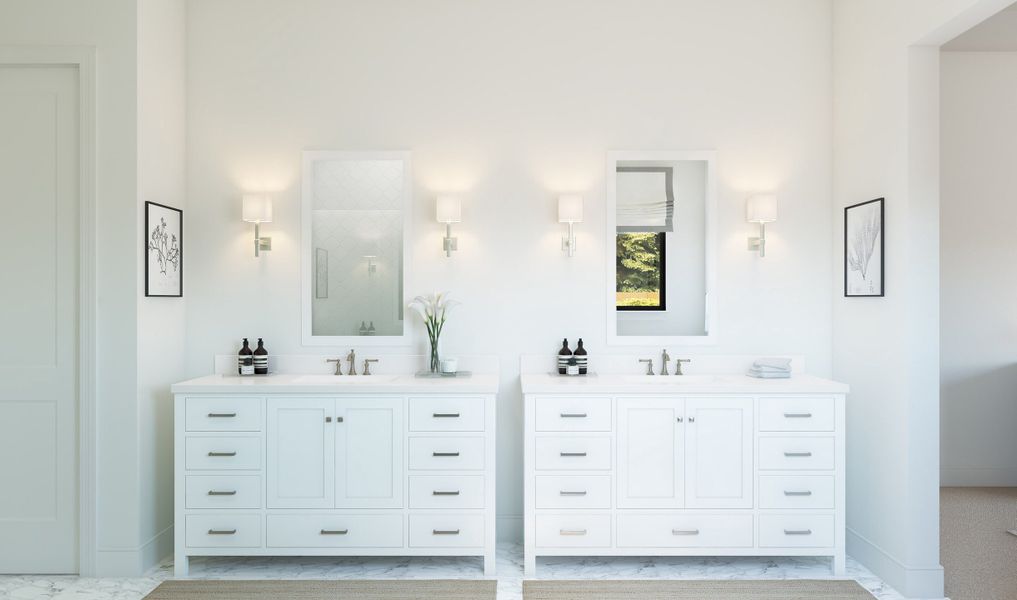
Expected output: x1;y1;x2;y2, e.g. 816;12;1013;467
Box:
429;335;440;373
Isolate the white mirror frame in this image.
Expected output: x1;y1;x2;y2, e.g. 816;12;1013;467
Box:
301;150;413;346
606;150;718;346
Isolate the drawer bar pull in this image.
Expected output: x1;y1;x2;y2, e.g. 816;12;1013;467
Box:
432;490;461;496
559;529;587;536
559;490;587;496
207;529;236;535
207;490;237;496
672;529;700;536
783;412;813;418
432;452;460;457
784;490;813;497
784;451;812;457
560;413;587;418
433;413;460;418
320;529;349;535
207;412;237;418
784;529;813;536
207;451;237;457
433;529;460;535
560;452;587;457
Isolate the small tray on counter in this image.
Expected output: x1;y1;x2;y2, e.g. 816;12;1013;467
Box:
415;370;473;379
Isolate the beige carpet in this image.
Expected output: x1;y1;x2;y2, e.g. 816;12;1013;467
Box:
143;579;496;599
942;487;1017;600
522;579;875;599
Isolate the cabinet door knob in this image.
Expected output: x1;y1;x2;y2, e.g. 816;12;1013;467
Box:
325;416;332;423
677;416;683;423
688;416;695;423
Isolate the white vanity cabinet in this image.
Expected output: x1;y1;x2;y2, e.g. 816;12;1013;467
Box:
522;374;847;576
173;375;497;577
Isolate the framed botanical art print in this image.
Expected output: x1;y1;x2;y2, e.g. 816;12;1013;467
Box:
145;201;183;297
844;197;884;297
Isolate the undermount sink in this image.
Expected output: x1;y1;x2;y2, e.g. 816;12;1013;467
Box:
622;374;718;384
294;374;399;384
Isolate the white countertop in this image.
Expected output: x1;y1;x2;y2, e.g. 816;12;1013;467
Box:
172;373;500;395
520;372;849;395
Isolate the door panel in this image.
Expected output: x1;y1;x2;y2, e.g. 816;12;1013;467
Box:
267;398;334;508
0;64;79;573
617;398;684;508
335;398;403;508
685;397;753;508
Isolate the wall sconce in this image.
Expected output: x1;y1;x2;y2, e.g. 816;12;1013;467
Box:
242;194;273;257
558;195;583;257
746;193;778;257
436;196;461;258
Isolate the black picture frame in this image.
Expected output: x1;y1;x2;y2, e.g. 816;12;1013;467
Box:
844;197;884;297
144;201;183;297
617;231;667;311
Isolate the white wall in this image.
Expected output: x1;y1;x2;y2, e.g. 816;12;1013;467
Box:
940;51;1017;486
184;0;834;539
137;0;187;572
832;0;1013;596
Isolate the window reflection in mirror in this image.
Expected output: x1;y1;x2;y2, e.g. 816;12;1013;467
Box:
613;158;708;338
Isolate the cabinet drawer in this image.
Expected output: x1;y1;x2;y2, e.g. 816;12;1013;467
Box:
185;475;261;509
185;514;261;548
759;514;835;548
759;475;835;509
266;514;402;548
535;397;612;432
408;397;484;432
759;398;834;432
185;396;262;432
617;514;753;548
535;437;611;470
185;436;262;470
758;437;834;471
534;513;611;548
408;437;485;471
535;475;611;509
408;514;485;548
408;475;485;509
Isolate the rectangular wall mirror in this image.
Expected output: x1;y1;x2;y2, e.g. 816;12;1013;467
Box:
606;151;716;345
301;151;411;345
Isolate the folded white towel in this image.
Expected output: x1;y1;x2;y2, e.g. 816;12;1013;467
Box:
753;357;792;371
747;367;791;379
752;364;791;373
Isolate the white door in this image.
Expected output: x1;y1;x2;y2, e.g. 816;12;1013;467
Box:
267;398;335;508
335;398;403;508
617;398;684;508
685;397;753;508
0;64;79;573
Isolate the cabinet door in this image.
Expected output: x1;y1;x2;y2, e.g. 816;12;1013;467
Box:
685;397;753;508
617;398;684;508
267;398;334;508
335;397;404;508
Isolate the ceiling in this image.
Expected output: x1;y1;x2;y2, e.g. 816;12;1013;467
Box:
943;1;1017;51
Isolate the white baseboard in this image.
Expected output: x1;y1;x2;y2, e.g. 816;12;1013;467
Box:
497;515;522;543
847;527;945;599
941;467;1017;487
95;525;173;577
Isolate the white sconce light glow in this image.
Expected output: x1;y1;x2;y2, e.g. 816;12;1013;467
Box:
746;193;778;257
242;194;273;257
558;195;583;257
436;196;461;258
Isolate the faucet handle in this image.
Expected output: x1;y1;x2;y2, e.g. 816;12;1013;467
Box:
675;358;692;376
326;358;343;376
363;358;379;376
638;358;654;376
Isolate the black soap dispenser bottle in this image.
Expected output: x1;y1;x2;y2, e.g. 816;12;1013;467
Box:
557;338;572;375
253;338;269;375
574;338;588;375
238;338;254;376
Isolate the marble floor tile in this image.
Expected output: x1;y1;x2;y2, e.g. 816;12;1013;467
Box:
0;543;907;600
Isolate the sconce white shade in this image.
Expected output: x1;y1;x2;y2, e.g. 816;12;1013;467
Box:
558;195;584;223
242;194;273;223
746;193;778;223
436;196;462;224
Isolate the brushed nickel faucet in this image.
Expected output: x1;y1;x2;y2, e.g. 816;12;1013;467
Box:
363;358;378;376
326;357;343;375
675;358;691;376
346;349;357;375
661;349;671;375
639;358;654;376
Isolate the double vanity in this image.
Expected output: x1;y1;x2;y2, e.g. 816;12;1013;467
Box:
171;372;498;576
